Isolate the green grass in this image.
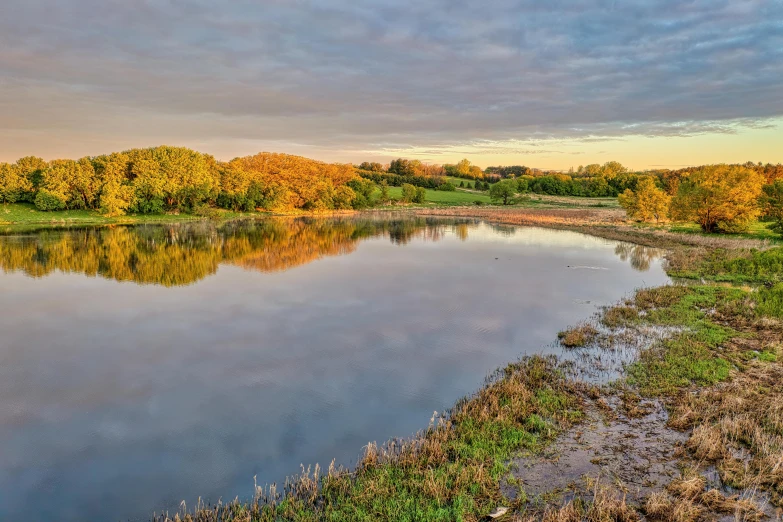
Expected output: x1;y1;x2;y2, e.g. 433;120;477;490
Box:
670;247;783;284
386;187;492;205
756;283;783;318
0;202;258;233
445;176;480;189
601;279;783;397
665;220;783;242
522;194;620;208
628;334;731;396
600;285;753;395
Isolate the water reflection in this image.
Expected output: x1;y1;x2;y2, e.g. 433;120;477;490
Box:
613;243;667;272
0;218;663;286
0;218;670;522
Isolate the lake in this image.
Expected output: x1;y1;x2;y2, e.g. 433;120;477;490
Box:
0;217;669;521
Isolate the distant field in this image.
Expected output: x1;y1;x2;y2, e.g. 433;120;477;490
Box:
387;187;492;205
445;176;478;189
523;194;620;208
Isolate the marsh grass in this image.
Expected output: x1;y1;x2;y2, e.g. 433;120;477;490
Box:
557;323;599;348
594;281;783;514
154;356;585;522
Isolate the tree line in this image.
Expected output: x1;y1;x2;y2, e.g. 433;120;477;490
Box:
0;147;396;216
3;146;781;228
618;164;783;234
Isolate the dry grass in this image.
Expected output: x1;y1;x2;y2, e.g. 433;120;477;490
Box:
668;361;783;507
641;470;764;521
558;323;599;348
519;482;640;522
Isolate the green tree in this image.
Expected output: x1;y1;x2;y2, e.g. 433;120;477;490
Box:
762;180;783;236
401;183;417;203
347;178;375;209
671;165;765;233
379;180;390;204
489;179;517;205
413;187;426;203
618;177;671;223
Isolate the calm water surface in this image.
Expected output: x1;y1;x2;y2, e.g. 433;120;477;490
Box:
0;217;669;521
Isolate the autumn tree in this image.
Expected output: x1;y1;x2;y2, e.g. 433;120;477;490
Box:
600;161;628;179
422;163;445;177
0;163;32;203
670;164;765;233
14;156;48;201
618;177;671;223
489;179;517;205
455;159;472;177
358;162;384;172
92;152;134;216
388;159;424;177
36;158;98;210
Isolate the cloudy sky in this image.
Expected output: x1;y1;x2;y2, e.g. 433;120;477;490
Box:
1;0;781;169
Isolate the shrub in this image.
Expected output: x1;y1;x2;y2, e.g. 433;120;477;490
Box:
192;203;221;220
34;189;66;211
401;183;417;203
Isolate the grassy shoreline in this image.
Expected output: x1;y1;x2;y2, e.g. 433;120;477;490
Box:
4;201;782;520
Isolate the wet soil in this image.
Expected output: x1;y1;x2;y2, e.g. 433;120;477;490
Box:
505;397;687;507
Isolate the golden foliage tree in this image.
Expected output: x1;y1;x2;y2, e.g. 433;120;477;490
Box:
127;146;219;212
14;156;48;200
618;177;671;223
36;158;98;210
670;164;765;233
93;153;135;216
0;163;32;203
229;152;355;211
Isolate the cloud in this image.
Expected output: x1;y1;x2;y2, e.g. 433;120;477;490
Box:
0;0;781;161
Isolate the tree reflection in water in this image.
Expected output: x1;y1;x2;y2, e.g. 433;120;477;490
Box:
0;218;663;286
614;242;666;272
